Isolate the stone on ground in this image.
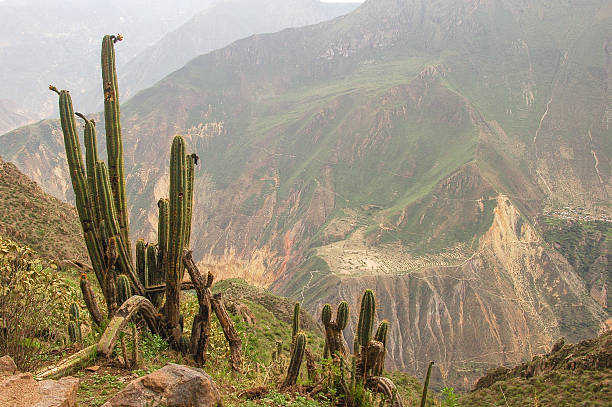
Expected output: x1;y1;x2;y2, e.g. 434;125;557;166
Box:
0;356;79;407
101;363;222;407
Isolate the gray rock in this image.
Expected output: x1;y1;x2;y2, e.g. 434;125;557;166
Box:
101;363;222;407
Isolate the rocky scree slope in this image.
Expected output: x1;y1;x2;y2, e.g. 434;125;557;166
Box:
1;0;611;390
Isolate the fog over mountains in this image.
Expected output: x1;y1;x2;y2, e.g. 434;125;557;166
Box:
0;0;358;133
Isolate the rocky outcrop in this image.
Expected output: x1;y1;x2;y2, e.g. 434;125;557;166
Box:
101;364;221;407
0;356;79;407
474;330;612;390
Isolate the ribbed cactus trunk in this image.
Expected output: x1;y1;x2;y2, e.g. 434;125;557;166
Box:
101;34;131;259
164;136;187;343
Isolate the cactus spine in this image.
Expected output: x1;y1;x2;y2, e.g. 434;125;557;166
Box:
357;289;375;346
283;331;306;387
292;302;300;340
117;274;132;305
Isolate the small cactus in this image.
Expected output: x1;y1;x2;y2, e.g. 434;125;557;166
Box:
69;303;80;321
283;331;306;387
117;274;132;305
68;321;82;343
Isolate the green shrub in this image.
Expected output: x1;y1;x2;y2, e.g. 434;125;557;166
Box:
0;236;77;369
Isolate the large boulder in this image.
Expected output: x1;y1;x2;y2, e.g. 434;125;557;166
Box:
101;363;222;407
0;357;79;407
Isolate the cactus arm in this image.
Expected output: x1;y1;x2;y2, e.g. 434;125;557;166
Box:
96;161;144;295
101;34;130;258
157;198;170;271
76;112;102;227
184;153;195;247
357;289;375;346
117;274;133;305
51;87;106;292
136;239;147;287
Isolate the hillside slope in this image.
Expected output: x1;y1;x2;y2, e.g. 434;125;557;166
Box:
460;330;612;406
0;157;86;261
1;0;610;389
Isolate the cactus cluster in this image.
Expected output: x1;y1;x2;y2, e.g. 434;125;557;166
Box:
321;300;349;357
51;34;197;345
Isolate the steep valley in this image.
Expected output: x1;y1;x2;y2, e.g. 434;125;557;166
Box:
0;0;610;390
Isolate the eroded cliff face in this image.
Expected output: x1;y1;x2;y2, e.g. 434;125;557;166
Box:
300;197;608;391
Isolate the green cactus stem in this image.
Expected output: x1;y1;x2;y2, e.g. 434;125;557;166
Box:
283;331;306;387
164;135;187;342
101;34;130;256
336;301;348;330
292;302;300;340
69;303;80;321
68;321;82;343
420;361;434;407
357;289;375;347
322;304;332;326
321;302;347;357
136;239;147;287
183;153;196;248
51;86;106;296
117;274;132;305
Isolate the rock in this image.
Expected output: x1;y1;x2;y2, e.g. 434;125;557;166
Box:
101;363;222;407
0;371;79;407
0;354;18;376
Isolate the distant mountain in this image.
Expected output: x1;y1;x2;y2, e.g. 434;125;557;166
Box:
0;99;38;135
1;0;610;390
0;157;85;262
0;0;209;122
94;0;360;105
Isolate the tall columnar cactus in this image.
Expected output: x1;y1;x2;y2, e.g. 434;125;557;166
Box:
52;33;200;351
101;34;130;256
165;135;188;341
292;302;300;340
357;289;375;346
117;274;132;305
283;331;306;387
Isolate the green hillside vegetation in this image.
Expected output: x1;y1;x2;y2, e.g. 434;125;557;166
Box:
460;331;612;406
0;157;86;261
